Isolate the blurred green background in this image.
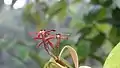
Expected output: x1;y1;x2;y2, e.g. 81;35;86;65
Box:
0;0;120;68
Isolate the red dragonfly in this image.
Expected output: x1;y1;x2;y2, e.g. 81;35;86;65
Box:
29;29;69;54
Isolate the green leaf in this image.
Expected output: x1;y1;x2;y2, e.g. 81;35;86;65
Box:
112;7;120;21
95;23;111;34
103;42;120;68
60;40;75;48
77;40;90;60
23;3;46;30
57;8;66;20
31;12;41;24
46;0;67;20
90;32;105;53
0;39;15;50
91;0;100;4
29;51;45;68
14;44;29;60
96;8;106;20
23;3;33;23
78;26;92;35
23;3;43;25
109;26;120;45
84;7;106;23
85;27;99;39
91;0;112;7
102;0;112;7
70;19;85;29
72;0;81;3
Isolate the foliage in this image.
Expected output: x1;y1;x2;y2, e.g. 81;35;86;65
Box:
103;42;120;68
2;0;120;68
